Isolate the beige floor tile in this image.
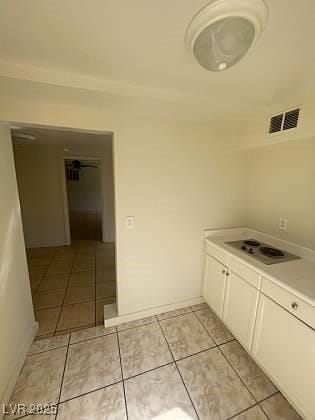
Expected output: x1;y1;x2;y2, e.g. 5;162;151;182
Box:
72;260;95;272
117;315;157;332
39;274;69;291
191;302;209;311
125;364;197;420
30;276;42;293
8;347;67;418
35;307;61;336
221;340;277;402
29;334;70;355
60;334;121;401
70;324;116;344
234;406;268;419
28;247;57;258
157;306;192;321
177;348;255;419
260;393;302;420
34;289;66;310
56;246;76;256
95;250;115;259
29;256;53;266
96;281;116;299
46;263;72;276
160;313;215;360
56;302;95;331
95;242;114;251
29;266;48;278
53;254;75;264
75;248;95;256
64;285;95;305
68;270;95;287
96;268;116;283
96;257;115;270
54;324;95;336
195;307;234;344
58;383;126;420
95;297;116;323
119;322;172;379
21;415;56;420
74;254;95;262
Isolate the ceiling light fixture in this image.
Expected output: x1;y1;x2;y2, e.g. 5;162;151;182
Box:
12;133;37;146
185;0;268;72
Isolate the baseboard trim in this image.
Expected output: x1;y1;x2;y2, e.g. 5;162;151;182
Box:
0;322;38;419
104;297;204;328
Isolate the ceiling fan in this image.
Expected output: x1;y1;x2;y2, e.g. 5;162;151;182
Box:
65;159;97;170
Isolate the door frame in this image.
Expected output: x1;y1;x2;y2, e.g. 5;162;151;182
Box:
60;154;106;244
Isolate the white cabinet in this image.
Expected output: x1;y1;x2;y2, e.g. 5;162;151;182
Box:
252;294;315;420
223;271;259;350
203;255;227;317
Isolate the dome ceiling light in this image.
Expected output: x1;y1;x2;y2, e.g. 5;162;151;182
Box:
12;133;37;146
185;0;268;72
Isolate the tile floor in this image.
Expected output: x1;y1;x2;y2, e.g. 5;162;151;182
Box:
6;303;302;419
27;241;116;337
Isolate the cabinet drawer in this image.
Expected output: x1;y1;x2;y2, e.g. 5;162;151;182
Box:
261;277;315;329
204;241;228;266
228;257;261;289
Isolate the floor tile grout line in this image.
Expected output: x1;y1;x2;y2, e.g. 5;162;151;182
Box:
227;391;280;420
226;401;261;419
156;318;200;420
258;391;281;420
123;360;174;382
69;331;117;346
117;318;158;333
116;332;129;419
94;246;97;326
157;312;278;419
217;344;261;405
55;338;71;417
53;255;75;336
57;379;123;406
32;250;57;296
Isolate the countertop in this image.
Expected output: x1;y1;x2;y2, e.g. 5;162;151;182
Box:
205;231;315;307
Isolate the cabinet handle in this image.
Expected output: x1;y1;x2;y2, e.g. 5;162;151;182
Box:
222;269;226;275
226;271;230;276
291;302;298;310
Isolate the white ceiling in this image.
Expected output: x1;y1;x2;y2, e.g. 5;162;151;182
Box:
1;0;315;120
11;126;112;151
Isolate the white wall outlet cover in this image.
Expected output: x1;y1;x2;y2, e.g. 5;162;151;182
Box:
279;218;288;231
125;216;135;229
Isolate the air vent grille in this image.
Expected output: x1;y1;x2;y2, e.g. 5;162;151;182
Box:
269;107;300;134
283;108;300;130
269;114;283;133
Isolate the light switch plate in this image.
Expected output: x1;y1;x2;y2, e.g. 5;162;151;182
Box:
125;216;135;230
279;218;288;231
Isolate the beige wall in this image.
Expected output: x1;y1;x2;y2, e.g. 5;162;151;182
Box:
0;124;36;409
0;94;246;317
245;137;315;250
114;118;246;314
13;141;115;247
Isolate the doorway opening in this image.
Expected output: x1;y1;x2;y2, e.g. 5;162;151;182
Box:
64;158;103;242
11;124;117;338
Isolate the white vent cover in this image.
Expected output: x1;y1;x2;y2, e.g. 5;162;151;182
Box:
269;108;300;134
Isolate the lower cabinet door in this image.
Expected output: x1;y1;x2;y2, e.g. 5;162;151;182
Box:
223;271;259;350
203;255;227;317
252;294;315;420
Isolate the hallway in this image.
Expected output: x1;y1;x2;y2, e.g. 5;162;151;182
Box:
27;241;116;338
